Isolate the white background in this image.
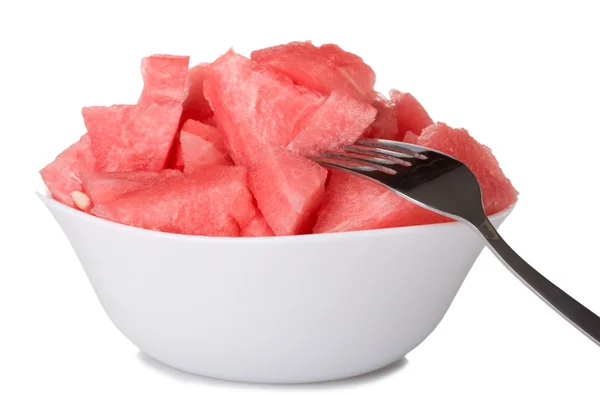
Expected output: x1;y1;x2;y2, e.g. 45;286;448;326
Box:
1;0;599;393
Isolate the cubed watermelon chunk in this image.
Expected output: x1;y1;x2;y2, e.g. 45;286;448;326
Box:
363;94;399;140
40;134;97;208
138;55;190;104
405;123;518;215
287;90;376;155
251;41;376;102
204;50;323;166
80;170;182;205
242;212;275;237
181;63;214;122
92;166;255;236
314;123;518;233
83;102;182;172
248;149;327;236
181;131;232;173
390;89;433;141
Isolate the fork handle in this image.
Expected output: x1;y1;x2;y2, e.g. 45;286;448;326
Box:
473;217;600;346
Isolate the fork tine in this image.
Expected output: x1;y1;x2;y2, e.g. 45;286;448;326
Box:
342;145;413;166
320;152;397;174
308;156;386;174
356;139;428;160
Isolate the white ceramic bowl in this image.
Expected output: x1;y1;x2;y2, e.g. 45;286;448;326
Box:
39;192;512;383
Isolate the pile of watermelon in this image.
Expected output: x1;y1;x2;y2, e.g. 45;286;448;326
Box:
40;41;518;237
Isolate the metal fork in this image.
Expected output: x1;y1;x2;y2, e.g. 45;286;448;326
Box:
311;138;600;346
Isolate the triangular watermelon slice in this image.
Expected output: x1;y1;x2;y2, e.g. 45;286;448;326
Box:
84;55;189;172
390;89;433;141
180;131;232;173
248;149;328;236
181;119;229;155
83;102;182;172
204;50;324;166
313;171;448;234
251;41;377;102
80;169;182;205
287;90;376;155
168;120;232;172
181;63;214;122
92;166;255;236
314;123;518;233
39;134;97;208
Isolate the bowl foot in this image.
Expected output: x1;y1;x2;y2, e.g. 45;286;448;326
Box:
136;351;408;384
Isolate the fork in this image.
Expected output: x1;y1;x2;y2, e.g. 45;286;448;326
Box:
311;138;600;346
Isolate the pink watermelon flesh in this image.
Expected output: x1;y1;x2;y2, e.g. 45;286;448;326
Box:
242;212;275;237
168;119;231;172
203;116;218;127
83;102;182;172
165;138;185;171
92;166;255;236
363;94;399;140
181;119;229;155
390;89;433;141
251;41;376;102
80;170;182;205
138;55;190;104
406;123;519;215
181;63;214;122
204;50;323;166
313;171;448;233
180;131;232;173
248;149;328;236
314;123;518;233
287;90;376;155
39;134;96;208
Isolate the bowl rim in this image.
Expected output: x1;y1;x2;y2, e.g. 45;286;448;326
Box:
37;191;515;245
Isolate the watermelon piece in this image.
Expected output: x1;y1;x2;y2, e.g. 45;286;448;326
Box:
39;134;96;208
92;166;255;236
138;55;190;104
242;212;275;237
204;50;323;165
314;123;518;233
181;119;229;155
363;94;399;140
251;41;376;102
249;149;327;236
390;89;433;141
181;131;232;173
83;102;182;172
167;119;231;172
405;123;519;215
181;63;214;122
313;171;448;234
80;170;182;205
287;90;376;155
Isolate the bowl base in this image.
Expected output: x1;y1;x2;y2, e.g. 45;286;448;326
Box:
137;351;408;384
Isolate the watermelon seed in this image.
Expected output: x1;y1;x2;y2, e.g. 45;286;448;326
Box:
71;191;91;211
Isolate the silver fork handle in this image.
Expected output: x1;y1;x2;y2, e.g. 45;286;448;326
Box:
472;217;600;346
